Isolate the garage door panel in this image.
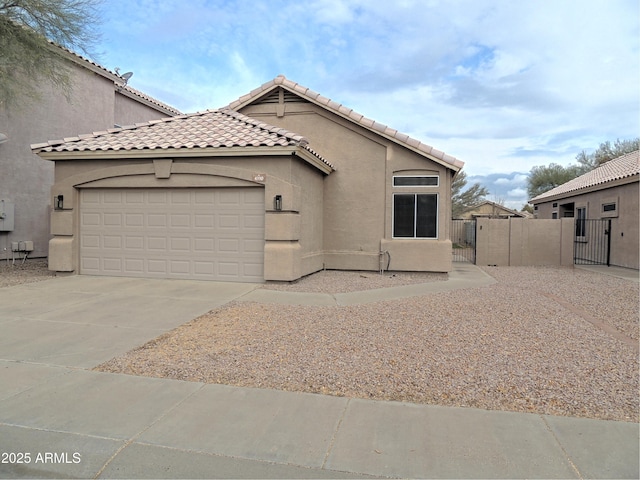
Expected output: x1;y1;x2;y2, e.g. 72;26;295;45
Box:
103;258;123;272
81;234;100;249
81;257;100;271
103;235;122;249
170;191;191;204
148;191;167;203
148;259;168;274
147;214;167;227
170;213;191;227
147;236;167;251
82;212;101;226
194;238;215;252
104;192;124;204
124;258;144;273
80;188;264;282
125;213;144;227
244;214;265;229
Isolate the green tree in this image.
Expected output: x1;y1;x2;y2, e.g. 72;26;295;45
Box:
521;204;534;214
452;170;489;218
576;138;640;172
0;0;102;107
527;163;582;199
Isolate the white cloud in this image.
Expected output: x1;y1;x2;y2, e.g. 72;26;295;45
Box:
507;188;527;198
95;0;639;176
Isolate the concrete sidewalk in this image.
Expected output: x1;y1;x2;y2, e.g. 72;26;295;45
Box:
0;266;638;479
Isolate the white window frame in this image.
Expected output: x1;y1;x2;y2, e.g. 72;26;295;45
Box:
392;175;439;187
392;193;439;239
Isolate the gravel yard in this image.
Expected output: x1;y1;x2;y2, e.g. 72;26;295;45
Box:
0;259;55;288
96;265;639;423
262;269;447;293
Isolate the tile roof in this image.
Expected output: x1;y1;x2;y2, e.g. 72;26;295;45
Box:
51;42;181;115
226;75;464;171
463;200;527;217
31;108;334;170
530;150;640;202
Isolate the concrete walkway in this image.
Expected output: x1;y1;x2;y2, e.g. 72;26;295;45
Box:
0;265;637;479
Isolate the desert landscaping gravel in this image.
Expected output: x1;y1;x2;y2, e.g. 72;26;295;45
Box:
0;259;55;288
96;265;639;423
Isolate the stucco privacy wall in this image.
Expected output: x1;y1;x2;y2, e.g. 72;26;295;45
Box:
475;218;574;267
534;182;639;269
47;155;326;281
238;100;455;272
0;56;178;260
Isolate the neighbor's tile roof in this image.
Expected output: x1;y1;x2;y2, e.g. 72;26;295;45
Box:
226;75;464;170
530;150;640;202
31;108;334;169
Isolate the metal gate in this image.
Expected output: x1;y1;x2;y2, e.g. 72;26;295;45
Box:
451;219;476;263
574;219;612;266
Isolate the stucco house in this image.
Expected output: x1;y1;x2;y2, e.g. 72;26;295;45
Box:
456;200;528;220
0;43;180;260
530;150;639;269
32;75;464;283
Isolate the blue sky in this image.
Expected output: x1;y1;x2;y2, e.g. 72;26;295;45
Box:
93;0;639;209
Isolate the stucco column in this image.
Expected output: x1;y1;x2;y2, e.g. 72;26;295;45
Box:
48;185;77;272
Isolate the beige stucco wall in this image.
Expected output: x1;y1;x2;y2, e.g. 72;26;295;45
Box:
0;59;176;260
533;180;639;269
476;217;574;267
239;100;455;273
46;154;326;282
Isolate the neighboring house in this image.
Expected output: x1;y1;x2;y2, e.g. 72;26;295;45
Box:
32;75;464;283
0;44;180;260
530;150;639;269
456;200;528;219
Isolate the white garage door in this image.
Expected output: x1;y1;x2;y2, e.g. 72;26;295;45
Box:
80;188;265;282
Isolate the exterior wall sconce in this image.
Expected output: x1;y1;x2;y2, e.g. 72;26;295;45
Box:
54;195;64;210
274;195;282;211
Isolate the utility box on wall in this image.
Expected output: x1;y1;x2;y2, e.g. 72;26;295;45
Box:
0;200;15;231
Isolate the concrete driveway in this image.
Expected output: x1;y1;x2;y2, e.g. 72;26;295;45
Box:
0;275;259;368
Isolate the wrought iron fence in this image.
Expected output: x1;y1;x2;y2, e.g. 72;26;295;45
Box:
451;219;476;263
574;218;611;266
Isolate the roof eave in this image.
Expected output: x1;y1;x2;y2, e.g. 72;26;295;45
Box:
34;145;335;175
49;43;121;83
116;87;181;116
529;174;639;204
293;148;334;175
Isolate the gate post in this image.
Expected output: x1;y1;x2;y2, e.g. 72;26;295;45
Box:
606;218;612;267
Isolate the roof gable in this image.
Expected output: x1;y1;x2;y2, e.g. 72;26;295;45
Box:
530;150;640;203
226;75;464;172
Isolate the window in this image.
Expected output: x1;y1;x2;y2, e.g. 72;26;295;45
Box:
393;175;439;187
602;203;616;212
393;194;438;238
576;207;586;237
552;212;558;219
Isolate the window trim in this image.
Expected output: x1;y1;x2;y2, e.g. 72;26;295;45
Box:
392;175;439;187
392;193;439;239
